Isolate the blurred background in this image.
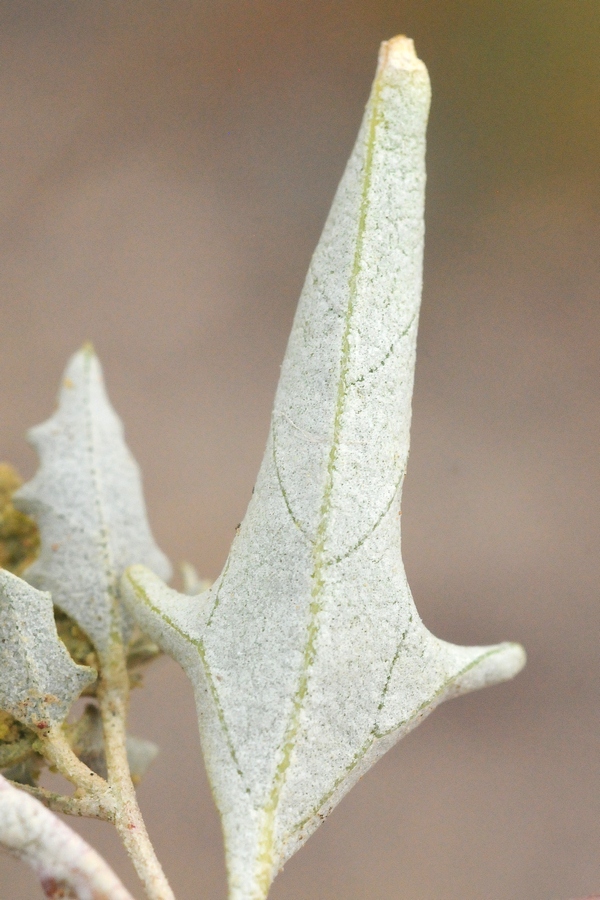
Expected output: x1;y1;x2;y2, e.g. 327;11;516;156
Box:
1;2;599;898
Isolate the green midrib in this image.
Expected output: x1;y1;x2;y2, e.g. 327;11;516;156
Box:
289;646;506;843
251;69;386;899
129;578;245;780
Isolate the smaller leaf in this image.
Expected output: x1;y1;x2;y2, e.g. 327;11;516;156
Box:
0;738;37;771
67;705;106;777
14;346;171;653
0;709;27;744
54;609;98;672
0;569;96;731
0;711;38;775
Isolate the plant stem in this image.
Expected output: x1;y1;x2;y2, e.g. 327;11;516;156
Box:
31;621;174;898
36;725;111;800
15;783;105;819
98;634;175;900
0;774;135;900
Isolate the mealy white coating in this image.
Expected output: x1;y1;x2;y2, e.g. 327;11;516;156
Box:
122;36;525;900
0;773;134;899
14;346;172;653
0;569;95;730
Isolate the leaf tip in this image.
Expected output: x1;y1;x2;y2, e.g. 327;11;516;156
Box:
500;640;527;679
454;641;527;697
378;34;427;75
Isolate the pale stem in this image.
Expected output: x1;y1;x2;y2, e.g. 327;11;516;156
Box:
15;783;106;819
98;633;175;900
36;725;112;802
0;773;135;900
33;632;174;899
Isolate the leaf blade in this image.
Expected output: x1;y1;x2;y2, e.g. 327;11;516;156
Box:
0;569;95;731
14;345;171;653
123;36;525;900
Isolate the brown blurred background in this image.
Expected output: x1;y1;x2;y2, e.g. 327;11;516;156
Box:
1;2;599;898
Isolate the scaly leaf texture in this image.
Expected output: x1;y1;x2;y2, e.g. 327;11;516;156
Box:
0;569;95;731
14;345;172;654
122;36;526;900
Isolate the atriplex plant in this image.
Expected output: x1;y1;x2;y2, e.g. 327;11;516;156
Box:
0;36;525;900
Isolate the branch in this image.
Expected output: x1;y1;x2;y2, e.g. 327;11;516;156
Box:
13;782;107;819
0;773;135;900
98;635;175;900
34;725;114;814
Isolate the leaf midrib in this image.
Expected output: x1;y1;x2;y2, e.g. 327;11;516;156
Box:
252;66;386;895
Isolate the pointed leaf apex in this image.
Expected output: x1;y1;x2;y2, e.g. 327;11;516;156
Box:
378;35;427;75
453;641;526;696
14;347;172;652
116;40;524;898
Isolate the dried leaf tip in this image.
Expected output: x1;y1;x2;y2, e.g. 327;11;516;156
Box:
377;35;427;75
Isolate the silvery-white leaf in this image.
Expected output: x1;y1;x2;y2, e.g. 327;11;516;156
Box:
14;345;172;654
122;36;525;900
0;569;95;731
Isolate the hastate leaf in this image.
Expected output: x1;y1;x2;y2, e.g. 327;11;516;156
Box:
0;569;95;731
14;345;172;654
122;37;525;900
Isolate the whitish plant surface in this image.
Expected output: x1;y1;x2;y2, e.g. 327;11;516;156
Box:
14;344;172;654
122;36;525;900
0;569;96;731
0;34;526;900
0;349;175;899
0;773;134;900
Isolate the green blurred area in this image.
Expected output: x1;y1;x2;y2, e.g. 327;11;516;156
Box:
396;0;600;199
